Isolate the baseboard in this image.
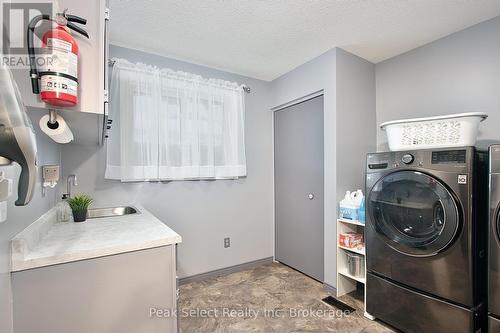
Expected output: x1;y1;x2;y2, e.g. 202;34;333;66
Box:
179;257;274;285
323;283;337;296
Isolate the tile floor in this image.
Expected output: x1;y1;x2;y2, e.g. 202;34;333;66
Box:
179;262;396;332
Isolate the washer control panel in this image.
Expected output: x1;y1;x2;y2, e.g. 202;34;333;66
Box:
431;149;467;164
366;147;472;174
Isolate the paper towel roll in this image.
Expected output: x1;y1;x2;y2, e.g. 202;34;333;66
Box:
39;113;74;143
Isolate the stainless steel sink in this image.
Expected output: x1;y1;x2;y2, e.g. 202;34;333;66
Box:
87;206;139;219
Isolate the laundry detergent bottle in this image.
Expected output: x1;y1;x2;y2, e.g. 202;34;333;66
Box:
339;190;358;220
358;196;366;223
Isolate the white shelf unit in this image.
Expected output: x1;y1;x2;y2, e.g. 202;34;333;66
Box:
336;218;371;318
338;244;365;256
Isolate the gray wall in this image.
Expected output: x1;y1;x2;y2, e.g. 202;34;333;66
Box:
336;48;376;209
0;109;60;333
59;45;274;278
376;16;500;151
271;48;376;287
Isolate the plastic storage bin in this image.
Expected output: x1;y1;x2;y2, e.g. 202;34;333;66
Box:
339;232;364;249
346;252;365;278
380;112;487;151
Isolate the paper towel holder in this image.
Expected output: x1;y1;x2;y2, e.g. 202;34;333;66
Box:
39;109;74;144
47;109;59;129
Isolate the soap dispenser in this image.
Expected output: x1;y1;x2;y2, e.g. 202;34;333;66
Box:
56;194;72;222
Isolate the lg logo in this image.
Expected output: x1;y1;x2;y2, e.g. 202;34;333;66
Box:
458;175;467;184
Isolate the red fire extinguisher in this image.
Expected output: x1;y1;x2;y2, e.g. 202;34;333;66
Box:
27;10;89;107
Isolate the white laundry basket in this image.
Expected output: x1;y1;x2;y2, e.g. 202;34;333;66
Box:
380;112;488;151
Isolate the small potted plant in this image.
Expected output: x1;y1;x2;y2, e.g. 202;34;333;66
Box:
67;194;93;222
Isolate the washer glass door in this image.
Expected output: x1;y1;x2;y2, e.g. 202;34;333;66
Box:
368;170;460;256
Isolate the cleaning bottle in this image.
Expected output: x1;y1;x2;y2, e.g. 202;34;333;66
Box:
340;190;357;219
358;196;366;223
352;189;364;207
340;191;352;206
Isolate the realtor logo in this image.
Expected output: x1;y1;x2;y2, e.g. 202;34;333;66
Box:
2;1;52;55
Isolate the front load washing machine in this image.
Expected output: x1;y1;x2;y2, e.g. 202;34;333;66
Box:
488;145;500;332
365;147;487;333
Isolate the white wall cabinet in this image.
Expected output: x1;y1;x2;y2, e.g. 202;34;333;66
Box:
11;0;109;116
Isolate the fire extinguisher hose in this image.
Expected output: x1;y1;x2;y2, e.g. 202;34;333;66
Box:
65;14;87;25
27;14;50;94
66;22;89;39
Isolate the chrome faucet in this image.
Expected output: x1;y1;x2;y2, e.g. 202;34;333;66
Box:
66;174;78;198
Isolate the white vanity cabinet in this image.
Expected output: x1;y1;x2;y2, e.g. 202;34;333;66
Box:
11;0;109;116
12;245;178;333
10;206;181;332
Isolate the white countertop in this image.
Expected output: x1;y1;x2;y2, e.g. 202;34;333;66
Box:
11;205;182;272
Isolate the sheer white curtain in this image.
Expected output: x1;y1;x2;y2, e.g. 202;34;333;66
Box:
105;59;247;181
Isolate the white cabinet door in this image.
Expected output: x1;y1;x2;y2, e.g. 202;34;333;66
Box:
13;246;178;333
10;0;107;115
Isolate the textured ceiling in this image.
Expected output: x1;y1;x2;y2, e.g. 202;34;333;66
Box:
109;0;500;81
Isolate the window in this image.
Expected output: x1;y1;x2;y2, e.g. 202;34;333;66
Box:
105;59;247;181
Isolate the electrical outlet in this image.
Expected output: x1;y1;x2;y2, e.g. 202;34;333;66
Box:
224;237;230;248
42;165;60;182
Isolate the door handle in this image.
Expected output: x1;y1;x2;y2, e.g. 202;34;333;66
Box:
308;193;314;200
